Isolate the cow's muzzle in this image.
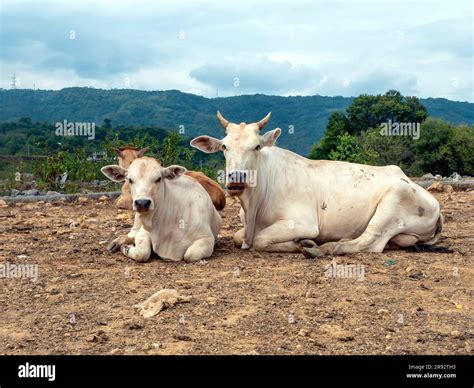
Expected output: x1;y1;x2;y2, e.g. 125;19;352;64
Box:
225;182;246;195
133;198;152;213
226;170;248;195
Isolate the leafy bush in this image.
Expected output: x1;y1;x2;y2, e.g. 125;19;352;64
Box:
309;92;474;176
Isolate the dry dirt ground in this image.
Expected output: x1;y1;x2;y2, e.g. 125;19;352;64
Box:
0;190;472;355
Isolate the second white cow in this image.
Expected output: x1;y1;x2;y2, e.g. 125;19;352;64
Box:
191;112;446;257
101;157;221;262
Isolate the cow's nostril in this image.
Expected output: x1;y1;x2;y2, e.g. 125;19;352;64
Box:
134;199;151;209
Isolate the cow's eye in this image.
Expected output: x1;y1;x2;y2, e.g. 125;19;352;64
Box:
222;145;227;150
155;177;162;183
255;145;261;151
129;178;134;184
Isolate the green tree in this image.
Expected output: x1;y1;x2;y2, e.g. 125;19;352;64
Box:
308;111;348;159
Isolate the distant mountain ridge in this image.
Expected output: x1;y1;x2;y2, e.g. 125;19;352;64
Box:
1;88;473;155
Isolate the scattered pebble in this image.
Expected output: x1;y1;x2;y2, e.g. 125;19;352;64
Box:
86;330;109;344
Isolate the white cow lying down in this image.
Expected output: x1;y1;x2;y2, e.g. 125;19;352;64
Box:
191;111;447;257
101;157;221;262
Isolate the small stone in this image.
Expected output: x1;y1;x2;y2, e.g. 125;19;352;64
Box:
377;308;389;315
98;195;109;202
46;191;61;196
23;189;40;196
0;199;8;207
449;172;461;181
173;334;193;342
46;285;60;295
427;182;444;192
77;196;88;203
408;271;424;280
124;319;144;330
298;329;310;337
319;324;354;341
86;330;109;343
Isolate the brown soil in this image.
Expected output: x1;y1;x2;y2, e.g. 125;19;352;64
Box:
0;191;472;355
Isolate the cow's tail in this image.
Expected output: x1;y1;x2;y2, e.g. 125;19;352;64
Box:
407;213;453;253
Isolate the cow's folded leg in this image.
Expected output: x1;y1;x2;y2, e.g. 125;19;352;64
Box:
253;220;318;253
184;237;215;262
121;227;152;262
108;212;142;253
317;197;404;255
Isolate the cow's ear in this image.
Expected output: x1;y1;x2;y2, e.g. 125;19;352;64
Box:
112;147;123;157
262;128;281;147
101;165;127;182
190;136;223;153
137;146;150;157
163;165;187;180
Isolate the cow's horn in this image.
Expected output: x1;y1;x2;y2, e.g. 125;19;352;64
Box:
257;112;272;130
217;110;229;129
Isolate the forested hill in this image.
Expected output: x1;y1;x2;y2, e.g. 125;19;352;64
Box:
1;88;473;155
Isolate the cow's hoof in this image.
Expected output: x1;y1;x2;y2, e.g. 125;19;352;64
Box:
241;241;251;250
107;239;121;253
301;247;325;259
108;235;135;253
296;239;325;259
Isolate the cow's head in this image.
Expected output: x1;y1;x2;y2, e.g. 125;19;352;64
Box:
190;111;281;195
112;146;150;169
101;157;186;214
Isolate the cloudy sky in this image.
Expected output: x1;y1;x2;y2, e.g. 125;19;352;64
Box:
1;0;472;101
